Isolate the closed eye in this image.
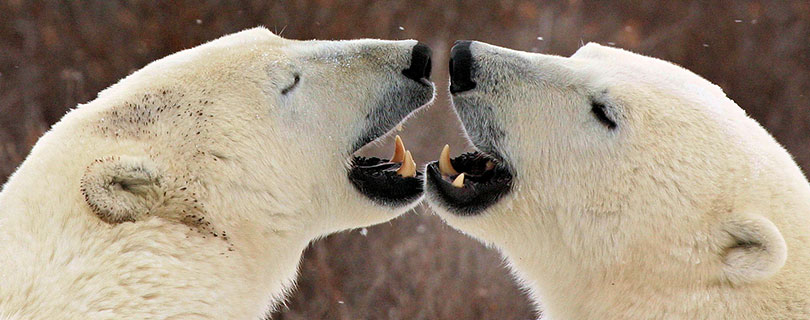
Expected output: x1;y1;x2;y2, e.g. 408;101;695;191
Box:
281;74;300;95
591;101;617;130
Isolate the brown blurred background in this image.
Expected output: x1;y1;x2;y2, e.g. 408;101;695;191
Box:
1;1;809;319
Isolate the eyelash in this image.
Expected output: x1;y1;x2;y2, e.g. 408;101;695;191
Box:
281;74;300;95
591;101;617;129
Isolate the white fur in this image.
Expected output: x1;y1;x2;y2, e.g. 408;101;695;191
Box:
0;27;432;319
429;42;810;319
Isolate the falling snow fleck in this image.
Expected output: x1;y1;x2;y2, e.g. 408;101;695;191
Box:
607;42;616;46
702;43;710;47
338;301;345;304
360;228;368;236
196;19;202;25
536;36;544;41
398;26;405;31
734;19;742;23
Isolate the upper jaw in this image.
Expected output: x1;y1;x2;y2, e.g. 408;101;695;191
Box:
350;40;435;153
350;81;435;153
347;81;435;208
451;92;506;157
446;42;503;157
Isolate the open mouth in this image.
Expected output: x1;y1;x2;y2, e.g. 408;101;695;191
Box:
347;42;433;208
348;135;424;207
425;145;513;216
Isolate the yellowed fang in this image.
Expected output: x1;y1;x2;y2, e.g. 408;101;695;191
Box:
391;135;406;163
397;150;417;178
452;173;465;188
439;144;459;176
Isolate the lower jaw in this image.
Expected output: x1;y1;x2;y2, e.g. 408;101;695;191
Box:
348;173;424;207
423;155;513;216
347;135;426;208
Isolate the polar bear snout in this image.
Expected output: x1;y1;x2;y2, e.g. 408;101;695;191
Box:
402;42;433;85
449;40;536;96
339;41;434;211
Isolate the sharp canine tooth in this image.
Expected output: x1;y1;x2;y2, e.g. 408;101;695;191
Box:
439;145;459;176
391;135;405;163
452;173;465;188
397;150;416;178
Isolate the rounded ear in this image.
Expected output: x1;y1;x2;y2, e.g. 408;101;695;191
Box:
720;214;787;285
81;156;165;223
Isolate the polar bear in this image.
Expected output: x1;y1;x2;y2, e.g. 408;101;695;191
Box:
425;41;810;319
0;27;433;319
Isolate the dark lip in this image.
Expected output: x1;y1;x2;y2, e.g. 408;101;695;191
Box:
425;151;513;216
348;156;423;207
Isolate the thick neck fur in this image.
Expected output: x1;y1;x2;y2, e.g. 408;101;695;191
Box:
493;204;810;320
0;107;311;319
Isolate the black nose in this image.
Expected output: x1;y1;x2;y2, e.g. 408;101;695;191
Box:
449;40;476;94
402;42;432;83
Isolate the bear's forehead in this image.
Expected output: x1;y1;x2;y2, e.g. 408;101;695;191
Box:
203;27;285;48
159;27;288;68
575;46;682;81
572;44;731;109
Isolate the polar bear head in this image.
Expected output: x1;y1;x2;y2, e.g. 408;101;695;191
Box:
425;41;810;317
1;28;435;317
76;27;433;239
